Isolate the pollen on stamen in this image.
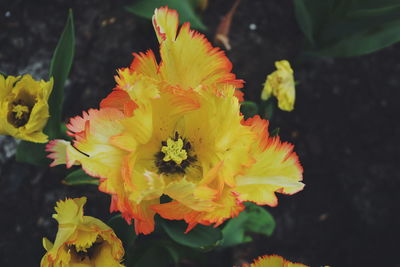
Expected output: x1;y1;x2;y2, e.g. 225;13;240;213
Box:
155;132;196;175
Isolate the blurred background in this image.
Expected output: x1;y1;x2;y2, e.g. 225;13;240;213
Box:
1;0;400;266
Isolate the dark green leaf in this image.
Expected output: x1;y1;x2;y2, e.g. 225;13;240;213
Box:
240;101;259;119
0;71;7;76
294;0;400;57
108;215;136;250
125;0;207;30
263;100;274;120
16;141;49;166
129;242;177;267
45;9;75;139
293;0;336;43
348;4;400;18
60;123;72;141
221;213;252;247
270;127;280;137
133;246;172;267
317;20;400;57
161;220;223;249
221;203;275;247
63;169;99;186
293;0;314;44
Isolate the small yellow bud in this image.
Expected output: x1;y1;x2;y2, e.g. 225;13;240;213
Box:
261;60;296;112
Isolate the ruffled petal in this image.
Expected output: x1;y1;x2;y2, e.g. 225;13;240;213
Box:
153;188;244;231
152;7;179;43
235;116;304;206
153;7;242;90
46;139;70;167
179;89;255;186
164;179;216;212
131;198;159;235
53;197;86;225
241;254;309;267
100;89;138;116
130;50;159;79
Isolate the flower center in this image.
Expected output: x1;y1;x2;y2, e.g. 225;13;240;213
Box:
69;236;103;261
161;137;188;164
8;100;32;128
155;132;195;174
12;104;29;119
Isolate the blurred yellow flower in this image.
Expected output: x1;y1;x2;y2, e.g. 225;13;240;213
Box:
0;74;53;143
241;255;308;267
261;60;295;111
41;197;124;267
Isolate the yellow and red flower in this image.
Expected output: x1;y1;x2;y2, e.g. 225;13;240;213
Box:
47;7;304;234
41;197;124;267
0;74;53;143
240;255;308;267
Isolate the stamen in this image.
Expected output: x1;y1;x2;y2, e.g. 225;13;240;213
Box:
69;236;103;261
8;100;32;128
161;138;188;164
12;104;29;119
155;132;196;175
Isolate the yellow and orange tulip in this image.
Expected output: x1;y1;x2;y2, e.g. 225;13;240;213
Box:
47;7;304;235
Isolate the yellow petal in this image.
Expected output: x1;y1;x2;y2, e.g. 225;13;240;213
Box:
180;89;254;186
53;197;86;225
123;153;164;203
92;242;124;267
120;106;153;145
0;75;20;99
64;108;127;195
235;116;304;206
153;7;242;90
42;237;54;252
152;7;179;43
164;179;216;212
154;188;244;230
115;69;160;106
130;50;160;79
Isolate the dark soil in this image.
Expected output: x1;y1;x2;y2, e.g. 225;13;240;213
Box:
1;0;400;266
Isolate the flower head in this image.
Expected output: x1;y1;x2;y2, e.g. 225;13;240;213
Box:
261;60;295;111
41;197;124;267
47;7;304;235
241;255;308;267
0;74;53;143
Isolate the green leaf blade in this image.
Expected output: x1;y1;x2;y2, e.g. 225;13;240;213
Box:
240;101;259;119
46;9;75;139
16;142;49;166
294;0;400;57
221;203;275;247
108;215;136;249
63;169;99;186
161;220;223;249
125;0;207;30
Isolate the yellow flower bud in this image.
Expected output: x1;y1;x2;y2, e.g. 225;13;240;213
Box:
261;60;296;111
41;197;125;267
0;74;53;143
